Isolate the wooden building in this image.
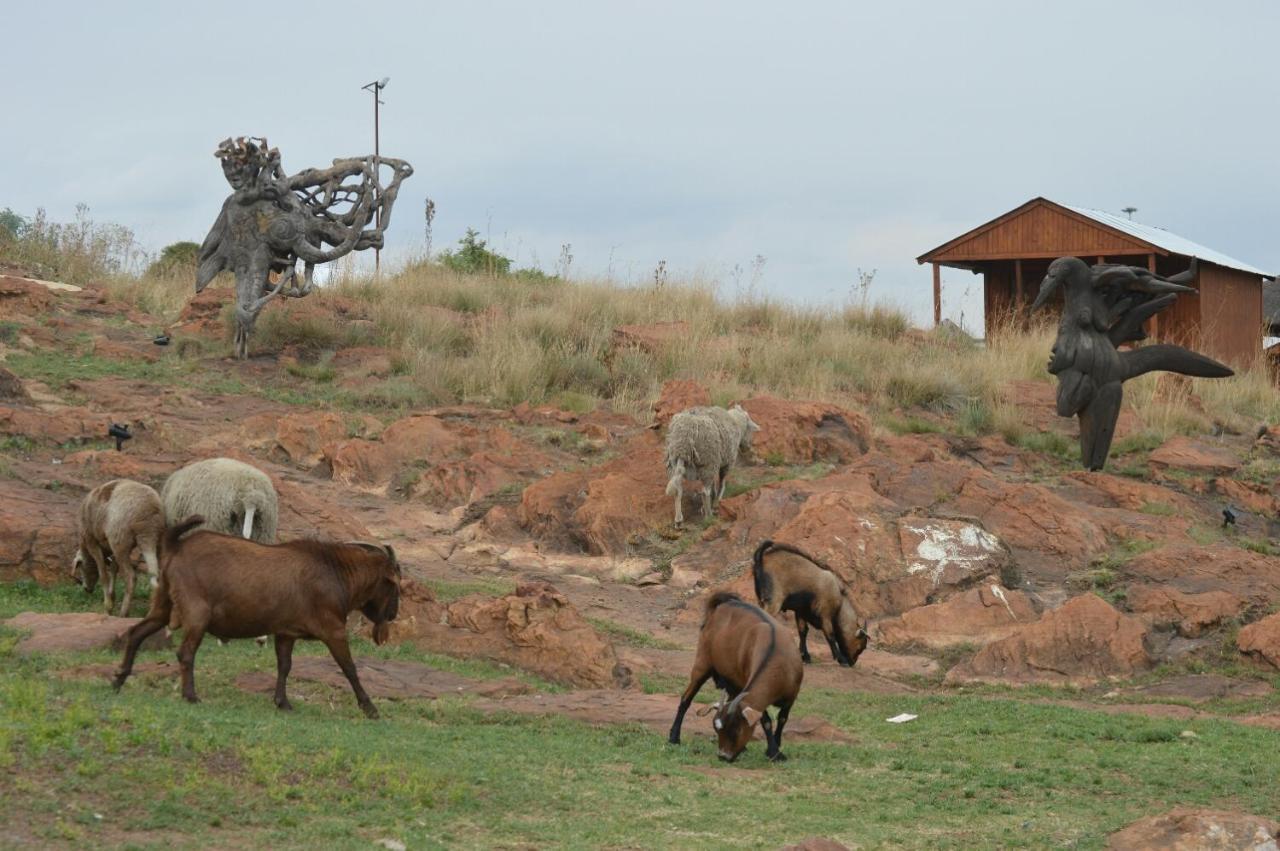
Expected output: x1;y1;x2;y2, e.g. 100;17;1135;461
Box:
917;197;1274;369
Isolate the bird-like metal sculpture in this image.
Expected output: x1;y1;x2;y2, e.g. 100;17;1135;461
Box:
196;137;413;359
1031;256;1233;471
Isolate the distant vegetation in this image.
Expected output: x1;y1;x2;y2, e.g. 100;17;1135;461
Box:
4;206;1279;438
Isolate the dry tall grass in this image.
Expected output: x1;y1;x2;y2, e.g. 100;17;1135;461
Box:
5;207;1276;437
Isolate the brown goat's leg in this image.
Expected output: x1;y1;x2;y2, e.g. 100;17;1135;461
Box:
177;626;207;704
795;619;812;664
322;634;378;719
760;710;786;761
667;666;712;745
273;635;296;711
824;618;852;667
112;614;168;691
771;702;793;761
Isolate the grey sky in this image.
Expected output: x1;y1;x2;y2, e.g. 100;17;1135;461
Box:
4;1;1277;330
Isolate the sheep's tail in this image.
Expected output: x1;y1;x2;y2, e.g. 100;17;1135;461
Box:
241;504;255;539
665;458;686;496
751;539;775;606
163;515;205;555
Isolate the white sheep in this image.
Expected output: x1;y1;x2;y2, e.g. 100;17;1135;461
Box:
72;479;165;616
663;404;760;526
161;458;279;543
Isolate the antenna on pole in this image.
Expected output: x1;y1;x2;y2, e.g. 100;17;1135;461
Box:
361;77;390;275
1121;206;1138;220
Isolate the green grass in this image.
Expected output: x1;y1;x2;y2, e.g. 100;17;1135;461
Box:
586;618;683;651
5;581;1280;848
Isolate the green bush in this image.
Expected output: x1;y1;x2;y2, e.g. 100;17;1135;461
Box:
439;229;511;276
147;240;201;276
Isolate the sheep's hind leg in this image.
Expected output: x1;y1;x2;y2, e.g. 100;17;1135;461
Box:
273;635;296;711
701;483;715;520
672;479;684;527
717;465;729;502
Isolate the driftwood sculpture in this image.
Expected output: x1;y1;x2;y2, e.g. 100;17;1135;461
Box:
196;137;412;358
1031;256;1233;471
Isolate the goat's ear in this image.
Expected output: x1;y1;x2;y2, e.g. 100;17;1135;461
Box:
741;706;762;726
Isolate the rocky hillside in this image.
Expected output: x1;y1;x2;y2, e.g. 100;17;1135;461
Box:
4;269;1280;693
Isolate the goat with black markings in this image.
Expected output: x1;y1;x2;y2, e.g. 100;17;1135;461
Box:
752;540;868;667
668;591;803;762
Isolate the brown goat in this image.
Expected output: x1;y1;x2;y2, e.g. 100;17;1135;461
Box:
667;591;803;762
752;540;868;668
113;517;401;719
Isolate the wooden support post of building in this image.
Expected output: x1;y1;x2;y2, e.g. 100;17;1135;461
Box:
1147;253;1159;339
1014;259;1024;304
932;263;941;327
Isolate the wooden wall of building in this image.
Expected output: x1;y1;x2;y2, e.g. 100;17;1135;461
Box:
1198;265;1263;369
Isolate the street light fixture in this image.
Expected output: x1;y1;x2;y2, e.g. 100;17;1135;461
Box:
361;77;390;274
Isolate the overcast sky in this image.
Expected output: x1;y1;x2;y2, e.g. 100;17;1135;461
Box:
3;1;1277;331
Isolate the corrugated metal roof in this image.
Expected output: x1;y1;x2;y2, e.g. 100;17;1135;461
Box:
1062;203;1272;278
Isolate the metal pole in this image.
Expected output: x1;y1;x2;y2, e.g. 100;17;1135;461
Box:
373;84;381;275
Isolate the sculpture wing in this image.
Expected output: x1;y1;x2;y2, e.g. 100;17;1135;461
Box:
1090;262;1197;346
195;203;230;293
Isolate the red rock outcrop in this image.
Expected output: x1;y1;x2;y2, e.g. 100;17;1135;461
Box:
1148;436;1240;475
520;430;671;554
387;580;631;689
946;594;1152;685
0;481;78;584
242;410;382;469
739;396;871;464
1124;544;1280;608
651;379;711;427
1127;586;1247;638
1107;808;1280;850
1237;612;1280;670
876;585;1037;649
0;367;29;402
612;321;689;353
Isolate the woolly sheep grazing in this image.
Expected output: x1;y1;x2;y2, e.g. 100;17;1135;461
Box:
72;479;165;616
663;404;759;526
161;458;278;543
752;540;868;667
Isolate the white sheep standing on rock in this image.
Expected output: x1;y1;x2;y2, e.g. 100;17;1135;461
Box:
72;479;165;616
161;458;279;543
664;404;760;526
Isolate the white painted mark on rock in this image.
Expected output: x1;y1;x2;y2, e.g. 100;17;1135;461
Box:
903;523;1002;586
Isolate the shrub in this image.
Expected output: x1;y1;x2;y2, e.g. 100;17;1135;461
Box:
439;229;511;276
147;241;201;276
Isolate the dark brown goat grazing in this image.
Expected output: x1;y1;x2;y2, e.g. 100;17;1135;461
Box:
113;517;401;718
752;540;868;667
667;591;803;762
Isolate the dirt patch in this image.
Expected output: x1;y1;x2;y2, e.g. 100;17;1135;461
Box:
236;657;532;700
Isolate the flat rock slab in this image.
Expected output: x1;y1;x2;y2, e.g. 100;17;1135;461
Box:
1108;807;1280;850
1124;674;1272;703
235;657;532;700
3;611;169;655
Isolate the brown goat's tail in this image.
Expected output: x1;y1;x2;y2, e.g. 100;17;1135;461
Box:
163;515;205;554
751;540;775;606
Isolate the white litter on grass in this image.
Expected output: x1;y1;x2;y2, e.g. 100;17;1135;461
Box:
375;839;406;851
886;713;917;724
